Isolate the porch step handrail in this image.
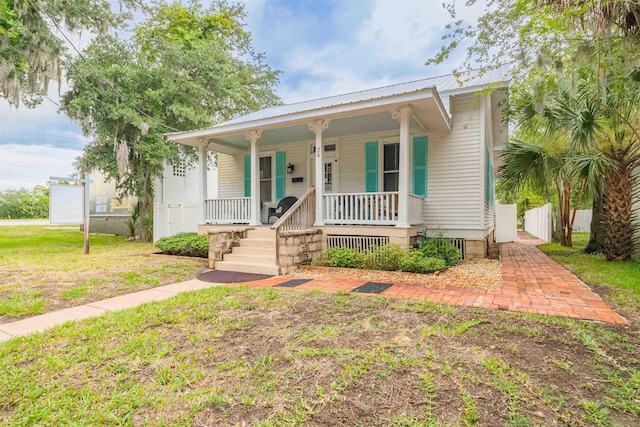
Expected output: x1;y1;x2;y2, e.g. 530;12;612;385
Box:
271;186;316;232
271;186;316;267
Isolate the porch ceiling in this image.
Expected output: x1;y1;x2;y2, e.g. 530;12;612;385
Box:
168;89;450;153
210;112;422;149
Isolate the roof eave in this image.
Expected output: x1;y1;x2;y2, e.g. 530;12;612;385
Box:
165;87;442;142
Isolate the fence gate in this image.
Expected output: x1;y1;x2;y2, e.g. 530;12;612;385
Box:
495;204;517;243
153;203;200;242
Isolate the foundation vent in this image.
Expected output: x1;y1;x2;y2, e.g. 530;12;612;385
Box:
326;235;389;253
421;237;466;260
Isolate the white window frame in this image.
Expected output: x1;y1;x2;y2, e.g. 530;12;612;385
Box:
258;150;275;204
378;135;416;193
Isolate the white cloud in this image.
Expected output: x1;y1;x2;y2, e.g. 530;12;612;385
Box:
0;145;82;190
264;0;486;104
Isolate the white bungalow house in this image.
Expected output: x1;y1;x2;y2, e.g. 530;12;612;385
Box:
163;69;509;274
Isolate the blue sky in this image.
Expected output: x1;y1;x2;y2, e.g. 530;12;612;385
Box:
0;0;485;190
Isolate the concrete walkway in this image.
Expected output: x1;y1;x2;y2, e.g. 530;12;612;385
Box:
0;237;627;343
0;279;220;343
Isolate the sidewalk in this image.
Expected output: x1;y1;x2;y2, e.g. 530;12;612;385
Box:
0;279;220;343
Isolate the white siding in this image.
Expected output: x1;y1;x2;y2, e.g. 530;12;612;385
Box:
484;95;496;233
423;93;483;230
337;136;366;193
217;152;245;198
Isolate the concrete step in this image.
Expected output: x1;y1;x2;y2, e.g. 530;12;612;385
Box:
247;227;276;239
239;238;276;248
214;261;280;275
223;253;276;264
231;246;275;256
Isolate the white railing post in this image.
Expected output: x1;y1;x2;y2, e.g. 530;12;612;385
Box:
391;107;411;228
245;130;262;226
309;119;330;226
198;140;208;224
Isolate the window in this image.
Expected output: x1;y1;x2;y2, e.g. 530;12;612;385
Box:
383;143;399;192
259;156;272;203
324;162;333;192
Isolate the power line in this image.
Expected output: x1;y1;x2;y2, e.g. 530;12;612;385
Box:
22;0;182;133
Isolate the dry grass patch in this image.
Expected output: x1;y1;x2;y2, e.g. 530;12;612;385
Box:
0;286;638;426
0;226;206;322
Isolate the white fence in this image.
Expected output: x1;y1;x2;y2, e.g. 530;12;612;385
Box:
153;203;199;242
524;203;553;242
495;204;517;243
573;209;592;232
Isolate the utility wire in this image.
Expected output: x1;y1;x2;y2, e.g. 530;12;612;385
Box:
23;0;182;133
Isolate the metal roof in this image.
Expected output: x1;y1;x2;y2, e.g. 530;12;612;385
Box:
218;67;509;127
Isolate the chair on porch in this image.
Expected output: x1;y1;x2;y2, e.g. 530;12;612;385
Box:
268;196;298;223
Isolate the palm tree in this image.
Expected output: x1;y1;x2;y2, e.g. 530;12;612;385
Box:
552;75;640;261
498;138;595;247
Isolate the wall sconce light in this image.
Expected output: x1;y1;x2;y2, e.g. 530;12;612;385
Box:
286;163;295;174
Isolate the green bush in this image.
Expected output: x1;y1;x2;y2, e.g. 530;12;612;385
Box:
420;238;462;265
364;244;407;271
155;232;208;258
312;247;366;269
399;250;446;273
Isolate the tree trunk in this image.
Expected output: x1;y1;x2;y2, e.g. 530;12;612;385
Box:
137;173;155;242
585;182;604;254
602;168;634;261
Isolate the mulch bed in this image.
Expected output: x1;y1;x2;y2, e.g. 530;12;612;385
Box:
290;258;503;290
197;270;273;283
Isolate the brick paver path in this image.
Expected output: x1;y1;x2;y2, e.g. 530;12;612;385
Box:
230;237;628;325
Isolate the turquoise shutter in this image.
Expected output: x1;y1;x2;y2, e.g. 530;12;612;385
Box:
275;151;286;200
365;141;378;192
244;155;251;197
412;136;428;197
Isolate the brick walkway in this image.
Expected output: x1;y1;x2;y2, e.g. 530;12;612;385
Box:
229;237;628;325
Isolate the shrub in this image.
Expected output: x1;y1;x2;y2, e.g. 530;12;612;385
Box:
420;238;462;265
399;250;446;273
312;247;366;269
364;244;407;271
155;232;208;258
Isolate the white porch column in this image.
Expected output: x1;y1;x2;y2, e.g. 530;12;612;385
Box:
246;130;262;225
309;119;330;226
392;107;411;228
198;140;208;224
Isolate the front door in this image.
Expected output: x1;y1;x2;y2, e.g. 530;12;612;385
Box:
309;142;338;192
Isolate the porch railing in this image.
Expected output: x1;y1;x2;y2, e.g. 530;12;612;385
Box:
272;186;316;266
271;186;316;233
323;192;398;225
409;193;424;225
204;197;251;224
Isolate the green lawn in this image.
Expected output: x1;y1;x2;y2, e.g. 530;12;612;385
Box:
1;286;639;426
0;226;207;322
539;233;640;311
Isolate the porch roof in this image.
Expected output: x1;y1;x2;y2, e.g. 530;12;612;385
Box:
165;68;509;153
